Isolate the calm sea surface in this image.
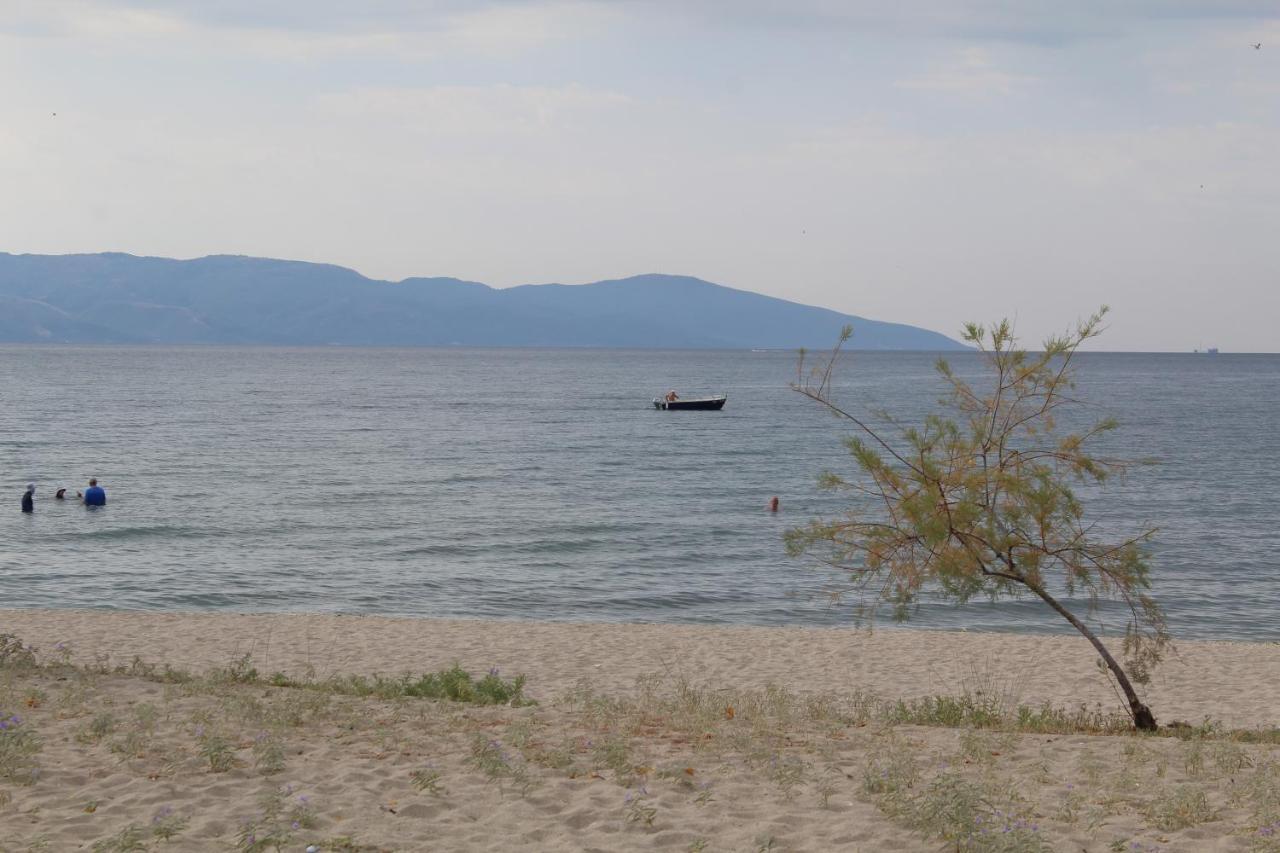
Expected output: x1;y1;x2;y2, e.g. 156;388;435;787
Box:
0;346;1277;642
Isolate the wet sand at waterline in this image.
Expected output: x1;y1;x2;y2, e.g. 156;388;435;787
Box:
1;610;1277;851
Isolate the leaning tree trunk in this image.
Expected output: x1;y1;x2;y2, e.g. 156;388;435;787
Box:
1025;582;1158;731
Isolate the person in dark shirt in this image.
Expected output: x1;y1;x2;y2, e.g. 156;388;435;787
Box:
83;478;106;507
21;483;34;513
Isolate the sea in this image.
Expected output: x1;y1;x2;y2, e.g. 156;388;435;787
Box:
1;346;1277;642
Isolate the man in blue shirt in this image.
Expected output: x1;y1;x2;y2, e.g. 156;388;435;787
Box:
83;478;106;507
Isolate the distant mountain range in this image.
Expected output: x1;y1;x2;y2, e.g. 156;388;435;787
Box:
0;252;963;350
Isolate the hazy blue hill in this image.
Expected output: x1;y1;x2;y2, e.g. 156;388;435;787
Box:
0;252;964;349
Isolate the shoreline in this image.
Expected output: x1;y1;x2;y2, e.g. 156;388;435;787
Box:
2;609;1277;729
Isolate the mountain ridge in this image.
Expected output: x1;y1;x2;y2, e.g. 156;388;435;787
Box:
0;252;965;350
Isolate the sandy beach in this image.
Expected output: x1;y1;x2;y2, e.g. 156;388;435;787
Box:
1;610;1278;851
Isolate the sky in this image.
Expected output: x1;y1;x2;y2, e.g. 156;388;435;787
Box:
1;1;1277;350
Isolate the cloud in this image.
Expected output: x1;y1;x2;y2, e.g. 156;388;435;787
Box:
8;0;1277;44
312;83;632;137
1;1;188;39
0;0;621;59
897;47;1036;97
629;1;1280;43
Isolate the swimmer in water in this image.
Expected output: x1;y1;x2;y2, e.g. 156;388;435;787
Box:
83;478;106;507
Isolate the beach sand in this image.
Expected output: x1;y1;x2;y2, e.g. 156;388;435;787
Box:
0;610;1277;851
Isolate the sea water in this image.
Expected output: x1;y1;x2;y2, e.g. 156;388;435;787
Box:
0;346;1276;641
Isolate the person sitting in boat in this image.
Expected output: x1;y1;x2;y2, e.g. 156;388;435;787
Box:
665;390;679;403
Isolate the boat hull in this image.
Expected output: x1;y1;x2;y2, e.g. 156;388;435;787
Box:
653;395;727;411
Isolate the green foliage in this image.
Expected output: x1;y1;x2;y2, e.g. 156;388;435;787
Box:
0;635;38;671
149;806;189;841
410;767;447;796
236;786;316;852
790;309;1169;728
90;824;149;853
213;653;259;685
91;807;188;850
0;711;41;784
198;732;236;773
862;736;919;795
469;734;537;795
886;694;1003;729
889;772;1051;852
1145;785;1216;830
624;792;658;828
318;665;530;706
252;732;286;774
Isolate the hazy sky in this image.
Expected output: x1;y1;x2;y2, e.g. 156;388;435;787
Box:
2;1;1277;350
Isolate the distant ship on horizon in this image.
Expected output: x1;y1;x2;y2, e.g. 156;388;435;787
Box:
1193;346;1220;354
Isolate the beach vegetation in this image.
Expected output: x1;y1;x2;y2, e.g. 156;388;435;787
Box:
623;790;658;827
79;711;117;743
0;711;41;784
197;731;237;772
1211;740;1253;774
814;765;842;807
790;308;1169;730
90;824;149;852
764;751;809;799
252;731;286;774
236;785;317;852
89;809;188;851
410;766;447;795
0;636;38;671
888;771;1051;852
87;804;189;845
1144;784;1216;830
312;837;382;853
151;806;189;841
862;734;920;794
593;733;638;783
469;734;537;795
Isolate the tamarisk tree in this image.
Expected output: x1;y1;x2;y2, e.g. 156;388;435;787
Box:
786;308;1169;730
